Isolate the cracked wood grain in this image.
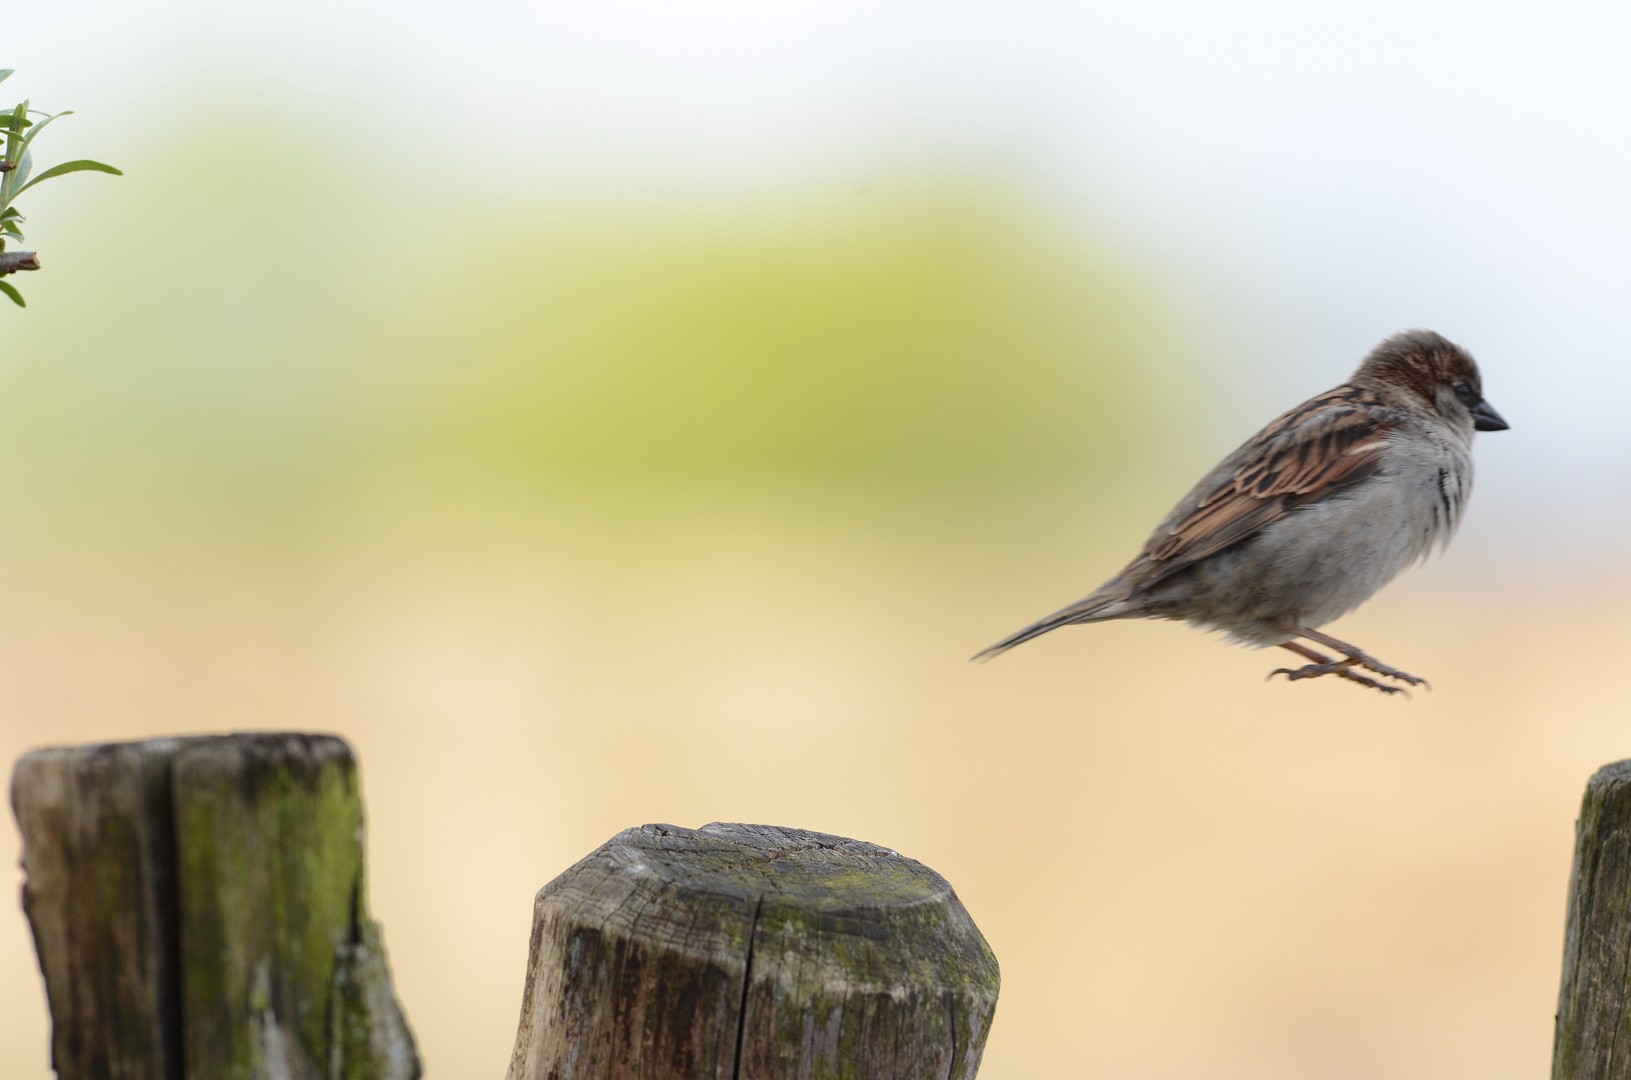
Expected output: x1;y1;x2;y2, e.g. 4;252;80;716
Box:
1554;759;1631;1080
506;822;1000;1080
11;733;420;1080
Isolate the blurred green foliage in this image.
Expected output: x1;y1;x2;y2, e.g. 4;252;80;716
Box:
0;112;1181;563
409;200;1159;488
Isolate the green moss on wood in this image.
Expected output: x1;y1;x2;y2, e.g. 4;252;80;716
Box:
509;822;1000;1080
12;734;419;1080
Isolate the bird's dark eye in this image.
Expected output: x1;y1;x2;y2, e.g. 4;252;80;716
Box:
1453;382;1480;407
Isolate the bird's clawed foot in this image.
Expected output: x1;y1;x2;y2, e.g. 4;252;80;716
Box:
1296;627;1431;691
1268;635;1426;697
1268;658;1408;696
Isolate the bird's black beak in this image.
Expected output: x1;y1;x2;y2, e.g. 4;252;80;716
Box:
1471;399;1509;431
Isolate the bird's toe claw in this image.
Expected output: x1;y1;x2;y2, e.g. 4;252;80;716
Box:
1354;656;1430;688
1268;661;1348;682
1336;667;1411;698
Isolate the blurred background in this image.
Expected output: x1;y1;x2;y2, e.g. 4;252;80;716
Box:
3;3;1630;1078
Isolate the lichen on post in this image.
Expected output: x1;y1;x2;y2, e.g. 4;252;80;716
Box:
506;822;1000;1080
10;733;419;1080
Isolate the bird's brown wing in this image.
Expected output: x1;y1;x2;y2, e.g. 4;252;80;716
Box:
1140;386;1396;585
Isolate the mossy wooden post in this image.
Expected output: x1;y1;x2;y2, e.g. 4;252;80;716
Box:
1553;759;1631;1080
506;822;1000;1080
11;733;419;1080
10;739;184;1080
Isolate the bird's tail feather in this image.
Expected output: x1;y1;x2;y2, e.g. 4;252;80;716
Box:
971;589;1135;662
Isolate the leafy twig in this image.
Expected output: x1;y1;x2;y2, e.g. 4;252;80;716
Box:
0;67;121;308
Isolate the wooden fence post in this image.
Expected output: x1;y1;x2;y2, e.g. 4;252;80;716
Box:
10;733;420;1080
1553;759;1631;1080
505;822;1001;1080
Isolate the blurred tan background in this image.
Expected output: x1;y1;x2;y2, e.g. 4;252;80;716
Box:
5;4;1631;1078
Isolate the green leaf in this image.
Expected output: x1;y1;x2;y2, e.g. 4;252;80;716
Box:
0;280;24;307
4;100;26;180
0;71;12;86
15;111;70;165
15;158;121;196
0;113;30;127
0;206;21;220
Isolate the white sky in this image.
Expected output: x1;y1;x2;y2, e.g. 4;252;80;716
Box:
11;1;1631;556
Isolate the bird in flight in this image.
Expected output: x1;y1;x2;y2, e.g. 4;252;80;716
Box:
975;329;1508;694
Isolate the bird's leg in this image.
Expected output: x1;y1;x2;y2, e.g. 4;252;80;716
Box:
1268;642;1406;696
1296;627;1430;690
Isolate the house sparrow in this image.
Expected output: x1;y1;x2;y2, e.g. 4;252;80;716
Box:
975;329;1508;694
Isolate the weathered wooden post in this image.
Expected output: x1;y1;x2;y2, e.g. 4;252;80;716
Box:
506;822;1000;1080
10;733;420;1080
1552;759;1631;1080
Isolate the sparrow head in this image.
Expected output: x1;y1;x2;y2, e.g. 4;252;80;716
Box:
1352;329;1509;433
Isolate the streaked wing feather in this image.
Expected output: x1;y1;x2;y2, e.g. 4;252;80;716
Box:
1144;388;1394;580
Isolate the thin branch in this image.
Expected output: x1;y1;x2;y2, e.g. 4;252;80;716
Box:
0;250;40;275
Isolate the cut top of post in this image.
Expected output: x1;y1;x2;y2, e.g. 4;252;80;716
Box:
545;822;977;986
558;821;946;910
509;821;1000;1080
